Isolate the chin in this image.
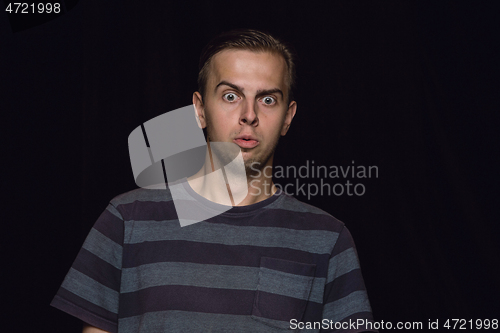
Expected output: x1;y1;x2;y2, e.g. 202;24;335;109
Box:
243;157;259;171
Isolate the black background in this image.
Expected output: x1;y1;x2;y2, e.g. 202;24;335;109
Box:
2;0;499;332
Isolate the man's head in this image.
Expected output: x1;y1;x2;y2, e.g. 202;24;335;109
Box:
193;29;297;174
197;29;296;104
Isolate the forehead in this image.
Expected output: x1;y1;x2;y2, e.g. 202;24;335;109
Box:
208;49;288;94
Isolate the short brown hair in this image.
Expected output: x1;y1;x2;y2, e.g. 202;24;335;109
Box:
198;29;296;103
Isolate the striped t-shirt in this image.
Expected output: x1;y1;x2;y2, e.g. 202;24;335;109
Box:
51;180;376;332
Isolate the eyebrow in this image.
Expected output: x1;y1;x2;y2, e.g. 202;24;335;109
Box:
215;80;284;100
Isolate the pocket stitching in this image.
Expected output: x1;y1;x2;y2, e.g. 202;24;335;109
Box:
251;258;316;330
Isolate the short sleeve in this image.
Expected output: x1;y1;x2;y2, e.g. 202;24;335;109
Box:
321;226;377;333
50;203;124;333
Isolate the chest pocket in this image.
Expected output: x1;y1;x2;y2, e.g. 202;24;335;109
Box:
251;257;316;330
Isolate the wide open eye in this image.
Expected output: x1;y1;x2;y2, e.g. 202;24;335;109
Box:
262;96;276;105
223;93;239;103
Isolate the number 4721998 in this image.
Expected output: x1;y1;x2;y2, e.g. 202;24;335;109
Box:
5;3;61;14
444;319;498;330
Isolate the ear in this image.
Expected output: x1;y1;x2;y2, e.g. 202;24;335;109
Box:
281;100;297;136
193;92;207;129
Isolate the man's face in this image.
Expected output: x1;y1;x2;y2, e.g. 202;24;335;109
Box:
193;49;297;173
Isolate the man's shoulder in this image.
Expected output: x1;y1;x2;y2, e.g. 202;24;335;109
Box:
267;191;345;231
271;192;336;216
109;183;174;208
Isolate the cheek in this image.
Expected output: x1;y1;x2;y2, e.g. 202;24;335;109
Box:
261;112;286;132
205;113;232;140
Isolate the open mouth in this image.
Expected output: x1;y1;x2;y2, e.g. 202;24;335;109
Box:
234;138;259;149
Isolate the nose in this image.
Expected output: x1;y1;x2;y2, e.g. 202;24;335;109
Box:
239;99;259;126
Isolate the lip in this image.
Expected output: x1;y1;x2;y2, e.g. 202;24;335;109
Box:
233;135;259;149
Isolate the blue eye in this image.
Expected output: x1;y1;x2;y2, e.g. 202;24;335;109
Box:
224;93;238;102
262;96;276;105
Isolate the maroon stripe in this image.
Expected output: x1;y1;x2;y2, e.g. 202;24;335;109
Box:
337;311;375;323
209;208;345;232
93;208;124;245
324;269;367;303
301;300;325;322
72;248;121;291
330;227;355;257
116;200;178;221
52;287;118;324
252;290;309;322
260;257;316;277
122;240;330;277
119;285;255;318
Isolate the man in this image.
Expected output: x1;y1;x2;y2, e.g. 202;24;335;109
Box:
51;29;377;332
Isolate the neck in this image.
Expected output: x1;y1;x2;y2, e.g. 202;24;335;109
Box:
187;142;276;206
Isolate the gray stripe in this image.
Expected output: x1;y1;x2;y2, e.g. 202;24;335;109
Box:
264;195;332;216
124;221;338;255
121;262;326;304
327;248;360;283
111;188;174;206
61;268;119;314
257;267;314;301
106;204;123;219
121;262;259;293
82;228;122;269
119;310;291;333
322;290;372;322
